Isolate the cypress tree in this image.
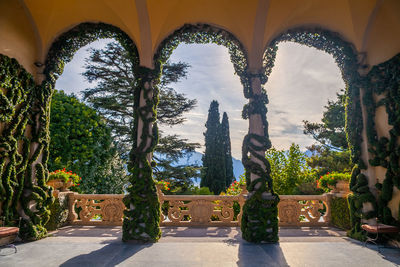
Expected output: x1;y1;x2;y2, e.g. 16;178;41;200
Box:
221;112;234;187
201;101;226;194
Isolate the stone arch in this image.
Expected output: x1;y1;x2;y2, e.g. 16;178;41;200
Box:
152;23;279;243
0;22;141;241
42;22;139;85
154;23;251;90
261;27;377;239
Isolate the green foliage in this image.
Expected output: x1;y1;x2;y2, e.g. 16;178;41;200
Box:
153;135;201;192
0;54;53;240
363;53;400;227
348;165;377;240
48;169;81;185
266;144;317;195
181;186;213;195
49;90;128;194
225;174;246;196
43;23;160;242
317;172;350;192
153;23;278;243
306;145;352;176
303;89;353;176
221;112;234;187
122;66;161;242
201;100;226;194
303;89;348;150
331;197;351;230
45;193;69;231
82;40;199;190
260;27;373;242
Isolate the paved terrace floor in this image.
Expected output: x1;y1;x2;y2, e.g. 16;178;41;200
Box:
1;226;399;266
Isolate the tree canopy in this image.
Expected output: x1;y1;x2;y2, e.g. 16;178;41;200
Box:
266;143;316;195
49;90;128;193
303;89;352;175
221;112;234;187
201;101;227;194
81;41;200;189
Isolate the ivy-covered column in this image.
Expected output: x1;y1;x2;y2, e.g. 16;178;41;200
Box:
122;65;161;242
0;54;54;240
241;70;279;243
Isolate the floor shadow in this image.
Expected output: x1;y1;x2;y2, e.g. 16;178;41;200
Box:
237;241;289;267
60;241;152;267
279;226;346;237
161;226;239;238
51;225;122;238
345;237;400;265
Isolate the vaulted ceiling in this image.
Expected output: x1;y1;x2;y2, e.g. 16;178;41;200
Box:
1;0;399;75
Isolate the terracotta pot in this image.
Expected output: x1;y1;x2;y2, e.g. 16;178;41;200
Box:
329;180;350;194
335;180;350;193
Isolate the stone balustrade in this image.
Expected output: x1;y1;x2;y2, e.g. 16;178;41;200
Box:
157;185;247;226
67;193;125;226
66;188;334;227
278;195;331;227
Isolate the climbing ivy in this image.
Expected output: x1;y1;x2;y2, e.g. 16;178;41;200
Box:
262;28;376;241
154;24;250;91
122;65;162;242
154;24;279;242
364;54;400;227
42;22;165;242
0;54;53;240
0;22;161;241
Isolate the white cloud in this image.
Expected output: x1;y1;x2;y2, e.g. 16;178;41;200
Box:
55;40;345;159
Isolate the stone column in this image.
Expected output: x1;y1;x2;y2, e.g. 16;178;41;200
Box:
240;70;279;243
122;65;161;242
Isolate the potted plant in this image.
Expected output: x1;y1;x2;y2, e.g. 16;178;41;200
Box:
47;168;81;193
317;172;351;194
155;180;170;194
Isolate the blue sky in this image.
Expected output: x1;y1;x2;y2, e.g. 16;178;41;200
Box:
55;40;344;159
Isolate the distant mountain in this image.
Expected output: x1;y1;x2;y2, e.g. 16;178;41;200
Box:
175;151;245;180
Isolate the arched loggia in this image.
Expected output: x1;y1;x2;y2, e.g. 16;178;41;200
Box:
149;23;279;242
3;22;162;241
261;27;376;240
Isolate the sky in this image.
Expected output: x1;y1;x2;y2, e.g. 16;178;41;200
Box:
55;40;345;159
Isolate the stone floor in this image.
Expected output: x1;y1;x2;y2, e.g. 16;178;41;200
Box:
1;226;399;266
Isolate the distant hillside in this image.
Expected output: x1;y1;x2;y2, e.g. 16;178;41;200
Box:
175;151;245;179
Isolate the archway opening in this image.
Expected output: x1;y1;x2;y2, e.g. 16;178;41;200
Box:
261;28;373;239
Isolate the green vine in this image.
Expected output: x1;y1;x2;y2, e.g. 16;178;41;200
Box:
364;53;400;227
0;54;53;240
154;23;279;242
262;27;376;240
43;22;164;242
122;65;161;242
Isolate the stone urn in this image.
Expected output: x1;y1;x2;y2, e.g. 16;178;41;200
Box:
47;179;74;196
329;180;350;194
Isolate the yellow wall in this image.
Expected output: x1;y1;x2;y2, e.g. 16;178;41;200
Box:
24;0;141;62
0;0;38;75
0;0;399;217
363;0;400;66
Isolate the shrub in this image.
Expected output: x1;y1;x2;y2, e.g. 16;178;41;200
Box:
156;180;171;192
331;196;351;230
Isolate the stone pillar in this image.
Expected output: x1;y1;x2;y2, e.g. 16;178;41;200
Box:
241;71;279;243
122;65;161;242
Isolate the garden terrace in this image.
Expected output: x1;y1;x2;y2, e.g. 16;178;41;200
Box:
0;1;400;265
